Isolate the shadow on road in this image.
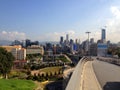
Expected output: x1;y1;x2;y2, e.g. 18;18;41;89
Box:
103;82;120;90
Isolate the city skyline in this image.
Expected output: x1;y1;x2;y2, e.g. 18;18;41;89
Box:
0;0;120;43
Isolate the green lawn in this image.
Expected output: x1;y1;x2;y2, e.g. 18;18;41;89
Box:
0;79;36;90
56;56;70;62
40;66;62;73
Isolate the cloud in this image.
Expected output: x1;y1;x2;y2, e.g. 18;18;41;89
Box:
37;30;95;43
67;30;75;35
111;6;120;18
0;31;26;41
105;6;120;43
37;30;77;41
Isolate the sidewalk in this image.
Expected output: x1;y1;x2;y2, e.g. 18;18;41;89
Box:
81;61;101;90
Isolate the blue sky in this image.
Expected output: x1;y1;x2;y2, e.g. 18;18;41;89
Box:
0;0;120;43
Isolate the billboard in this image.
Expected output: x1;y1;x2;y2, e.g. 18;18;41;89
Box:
97;43;107;49
97;43;108;56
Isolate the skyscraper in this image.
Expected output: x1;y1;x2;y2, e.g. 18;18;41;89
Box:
101;29;106;43
101;28;106;43
97;28;107;56
66;34;69;42
60;36;63;45
66;34;69;45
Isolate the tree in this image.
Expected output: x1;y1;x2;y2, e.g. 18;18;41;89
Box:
46;72;49;77
49;72;53;77
118;52;120;57
0;47;15;79
54;71;57;76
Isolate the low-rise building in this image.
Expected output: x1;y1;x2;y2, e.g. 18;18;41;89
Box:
26;45;44;55
13;60;27;69
1;45;26;60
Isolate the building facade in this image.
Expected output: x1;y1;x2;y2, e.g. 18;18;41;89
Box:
97;43;108;56
101;28;106;43
1;45;26;60
26;45;44;55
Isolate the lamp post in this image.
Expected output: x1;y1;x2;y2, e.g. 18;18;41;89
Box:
86;32;91;56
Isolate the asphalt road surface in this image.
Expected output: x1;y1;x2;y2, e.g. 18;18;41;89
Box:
92;59;120;90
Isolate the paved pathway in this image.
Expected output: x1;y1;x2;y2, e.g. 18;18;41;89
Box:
81;61;101;90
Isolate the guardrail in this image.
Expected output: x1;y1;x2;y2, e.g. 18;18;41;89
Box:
65;56;90;90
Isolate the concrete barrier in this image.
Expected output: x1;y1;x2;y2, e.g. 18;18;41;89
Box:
65;56;90;90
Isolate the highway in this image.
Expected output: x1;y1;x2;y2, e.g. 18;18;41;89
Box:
81;61;101;90
66;57;120;90
92;59;120;90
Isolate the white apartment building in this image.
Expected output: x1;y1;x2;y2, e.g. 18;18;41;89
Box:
1;45;26;60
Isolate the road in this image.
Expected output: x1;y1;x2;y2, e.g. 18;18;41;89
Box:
92;59;120;90
81;61;101;90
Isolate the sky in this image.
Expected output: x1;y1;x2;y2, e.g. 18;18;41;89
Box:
0;0;120;43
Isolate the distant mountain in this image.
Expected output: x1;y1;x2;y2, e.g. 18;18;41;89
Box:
0;40;12;46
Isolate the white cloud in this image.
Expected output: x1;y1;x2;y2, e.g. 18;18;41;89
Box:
37;30;97;43
105;6;120;43
111;6;120;18
66;30;75;35
0;31;26;41
37;30;78;42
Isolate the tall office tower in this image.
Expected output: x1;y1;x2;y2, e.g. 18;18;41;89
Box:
65;34;69;45
101;28;106;43
66;34;69;42
60;36;63;45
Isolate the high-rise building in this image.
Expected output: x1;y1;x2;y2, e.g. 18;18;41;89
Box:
26;39;31;47
60;36;63;45
66;34;69;45
101;29;106;43
70;39;74;45
66;34;69;42
90;38;94;44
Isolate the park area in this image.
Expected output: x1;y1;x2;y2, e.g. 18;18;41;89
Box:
0;79;36;90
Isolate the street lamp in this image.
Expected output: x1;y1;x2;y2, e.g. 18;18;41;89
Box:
86;32;91;56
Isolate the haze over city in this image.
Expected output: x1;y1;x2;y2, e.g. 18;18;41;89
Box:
0;0;120;43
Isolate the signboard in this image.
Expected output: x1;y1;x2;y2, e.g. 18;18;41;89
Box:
97;43;107;49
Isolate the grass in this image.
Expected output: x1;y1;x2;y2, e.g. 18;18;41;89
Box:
0;79;36;90
39;66;62;74
56;56;70;62
8;70;27;79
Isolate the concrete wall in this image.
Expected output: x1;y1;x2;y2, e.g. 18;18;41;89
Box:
66;57;89;90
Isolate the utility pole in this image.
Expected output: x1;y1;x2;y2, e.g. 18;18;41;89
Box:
86;32;91;57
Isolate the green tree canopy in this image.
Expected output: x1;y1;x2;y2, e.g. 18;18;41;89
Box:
0;47;15;79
